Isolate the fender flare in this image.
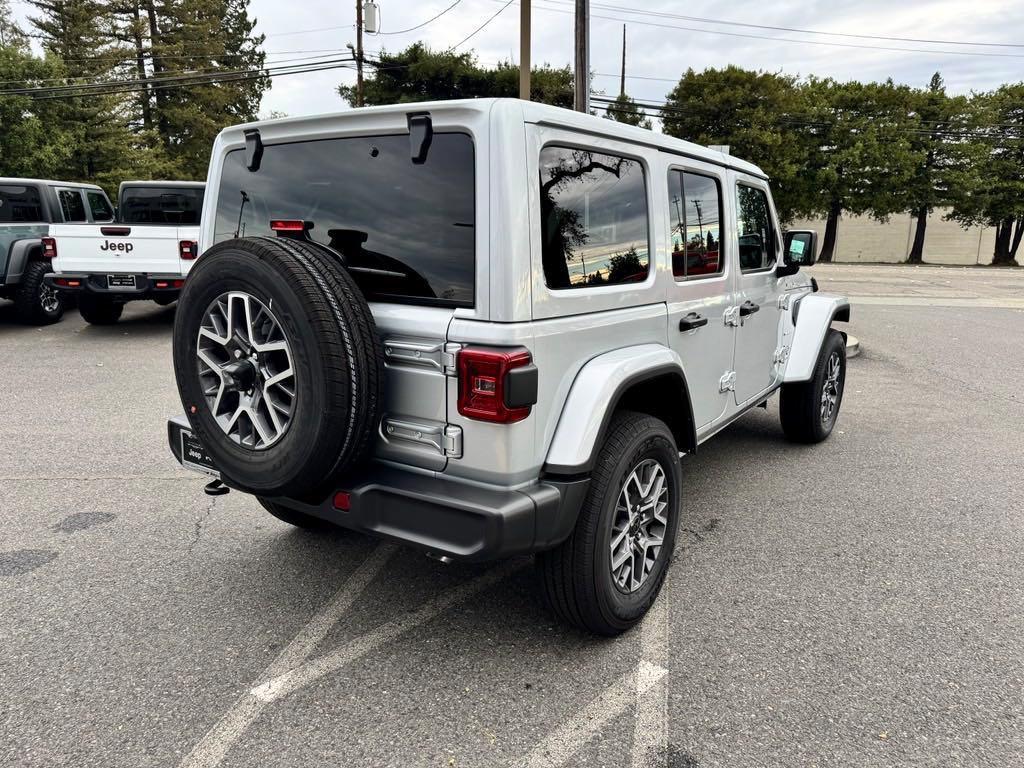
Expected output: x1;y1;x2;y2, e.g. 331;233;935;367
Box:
783;292;851;383
2;238;43;285
543;344;696;476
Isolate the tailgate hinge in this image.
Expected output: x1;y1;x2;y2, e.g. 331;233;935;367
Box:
442;342;462;376
443;425;463;458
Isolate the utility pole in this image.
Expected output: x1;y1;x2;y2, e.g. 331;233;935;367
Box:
574;0;589;113
619;24;626;97
520;0;531;100
355;0;365;107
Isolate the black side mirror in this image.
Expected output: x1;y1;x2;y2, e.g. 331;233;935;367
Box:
778;230;818;276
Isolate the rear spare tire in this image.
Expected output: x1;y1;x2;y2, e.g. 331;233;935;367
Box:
79;294;124;325
172;237;383;497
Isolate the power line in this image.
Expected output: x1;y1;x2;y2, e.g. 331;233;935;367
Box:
451;0;515;50
490;0;1024;59
377;0;464;35
545;0;1024;49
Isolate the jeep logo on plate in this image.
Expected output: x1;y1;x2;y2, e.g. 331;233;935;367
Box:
100;240;133;253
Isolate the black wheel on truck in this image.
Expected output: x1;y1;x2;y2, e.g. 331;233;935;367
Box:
172;236;383;498
15;260;64;325
257;498;336;532
537;411;682;636
779;329;846;443
79;294;124;325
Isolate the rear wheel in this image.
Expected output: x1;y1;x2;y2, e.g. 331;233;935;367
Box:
257;498;335;531
14;261;64;325
780;329;847;443
537;411;681;636
79;294;124;325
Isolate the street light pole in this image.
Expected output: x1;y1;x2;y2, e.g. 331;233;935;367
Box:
574;0;589;113
355;0;364;107
520;0;531;100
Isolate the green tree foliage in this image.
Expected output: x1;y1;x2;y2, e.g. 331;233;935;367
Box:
949;84;1024;265
604;92;651;129
661;66;804;220
794;78;920;261
339;43;573;108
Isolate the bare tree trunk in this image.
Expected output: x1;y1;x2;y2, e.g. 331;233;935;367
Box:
992;218;1016;265
818;201;841;263
130;1;152;132
907;206;928;264
144;0;170;148
1010;217;1023;265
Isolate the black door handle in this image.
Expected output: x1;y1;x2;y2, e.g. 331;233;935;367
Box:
678;312;708;331
739;300;760;317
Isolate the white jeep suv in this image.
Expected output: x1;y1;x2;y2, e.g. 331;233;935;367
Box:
167;99;849;635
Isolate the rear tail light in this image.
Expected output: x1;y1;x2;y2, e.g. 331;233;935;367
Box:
41;237;57;258
173;279;185;289
54;277;80;288
333;491;351;511
457;347;537;424
179;240;197;260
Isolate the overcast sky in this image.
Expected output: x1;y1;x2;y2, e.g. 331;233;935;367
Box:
12;0;1024;123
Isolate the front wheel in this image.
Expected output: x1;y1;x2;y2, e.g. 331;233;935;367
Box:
537;411;681;636
780;329;847;443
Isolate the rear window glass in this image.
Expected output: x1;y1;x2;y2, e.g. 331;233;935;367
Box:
87;191;114;222
213;132;476;307
0;185;44;223
58;189;87;222
120;187;204;224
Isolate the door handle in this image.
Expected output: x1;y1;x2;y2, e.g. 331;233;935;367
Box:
739;300;760;317
678;312;708;331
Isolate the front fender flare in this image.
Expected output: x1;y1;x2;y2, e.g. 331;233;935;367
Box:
544;344;694;475
784;293;850;383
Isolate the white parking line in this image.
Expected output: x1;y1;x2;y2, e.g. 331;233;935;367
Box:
180;547;523;768
179;542;397;768
517;661;669;768
632;593;669;768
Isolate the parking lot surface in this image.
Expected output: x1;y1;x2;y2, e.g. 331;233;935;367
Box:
2;264;1022;767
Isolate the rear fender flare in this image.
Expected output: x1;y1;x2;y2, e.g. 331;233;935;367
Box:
543;344;696;476
784;293;850;383
3;238;43;285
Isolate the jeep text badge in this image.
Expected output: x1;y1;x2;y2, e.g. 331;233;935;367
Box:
100;240;134;253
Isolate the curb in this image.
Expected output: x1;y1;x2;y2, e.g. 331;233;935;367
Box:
846;334;861;359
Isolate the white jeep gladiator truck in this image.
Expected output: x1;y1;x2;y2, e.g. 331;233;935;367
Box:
44;180;204;324
166;100;849;635
0;178;116;324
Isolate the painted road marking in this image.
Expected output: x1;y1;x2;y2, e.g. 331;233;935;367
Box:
632;593;669;768
518;661;669;768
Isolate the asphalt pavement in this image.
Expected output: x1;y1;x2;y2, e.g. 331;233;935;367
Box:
1;264;1022;767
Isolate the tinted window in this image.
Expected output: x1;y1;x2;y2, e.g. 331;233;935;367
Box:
0;185;44;223
539;146;649;290
668;171;723;279
58;189;87;222
87;191;114;222
120;187;204;225
214;133;475;306
736;185;777;271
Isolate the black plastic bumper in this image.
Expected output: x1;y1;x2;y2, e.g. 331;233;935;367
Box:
44;272;183;299
167;416;589;562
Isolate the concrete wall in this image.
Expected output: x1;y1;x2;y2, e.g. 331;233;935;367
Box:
789;208;995;265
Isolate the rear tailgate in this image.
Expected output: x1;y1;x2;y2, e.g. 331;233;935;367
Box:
49;224;182;275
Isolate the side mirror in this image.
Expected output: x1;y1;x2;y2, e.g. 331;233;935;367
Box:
778;230;818;276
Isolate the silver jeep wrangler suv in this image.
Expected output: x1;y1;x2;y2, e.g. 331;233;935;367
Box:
168;99;849;635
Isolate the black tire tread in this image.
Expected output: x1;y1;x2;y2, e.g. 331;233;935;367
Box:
78;294;124;325
780;329;846;443
14;260;63;325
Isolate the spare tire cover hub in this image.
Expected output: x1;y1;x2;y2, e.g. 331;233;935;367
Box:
196;290;296;450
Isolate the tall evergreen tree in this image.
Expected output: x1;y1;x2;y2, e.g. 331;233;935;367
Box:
605;92;651;129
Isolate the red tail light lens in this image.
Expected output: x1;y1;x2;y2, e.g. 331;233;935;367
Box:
173;279;185;289
270;219;308;232
179;240;197;260
41;237;57;258
457;347;534;424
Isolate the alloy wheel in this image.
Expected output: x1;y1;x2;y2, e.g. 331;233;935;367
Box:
820;351;842;426
609;458;670;593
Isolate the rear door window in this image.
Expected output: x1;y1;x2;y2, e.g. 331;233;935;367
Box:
87;191;115;222
668;171;724;279
213;133;476;307
0;185;44;223
57;189;87;222
119;187;204;225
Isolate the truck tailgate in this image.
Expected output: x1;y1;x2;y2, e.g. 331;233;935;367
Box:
49;224;184;274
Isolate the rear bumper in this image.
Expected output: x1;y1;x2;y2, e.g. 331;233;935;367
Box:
167;416;589;562
44;272;183;299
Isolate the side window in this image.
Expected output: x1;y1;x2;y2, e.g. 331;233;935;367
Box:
87;191;114;222
539;145;649;290
57;189;87;222
736;185;777;271
0;185;44;223
668;170;724;279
